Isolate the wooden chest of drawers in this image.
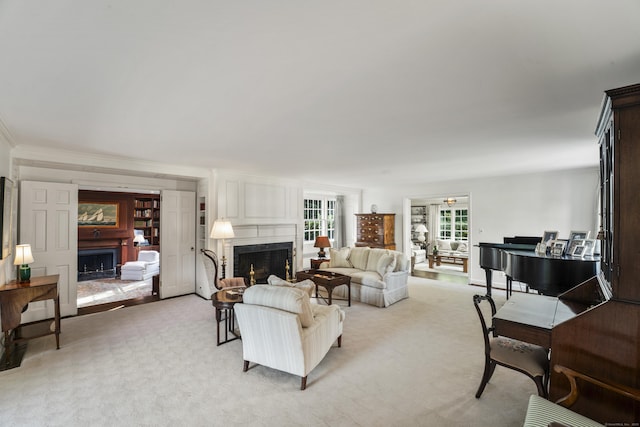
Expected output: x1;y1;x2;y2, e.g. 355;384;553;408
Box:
355;213;396;250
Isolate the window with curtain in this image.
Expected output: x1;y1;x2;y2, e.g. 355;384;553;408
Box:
304;197;336;242
439;208;468;241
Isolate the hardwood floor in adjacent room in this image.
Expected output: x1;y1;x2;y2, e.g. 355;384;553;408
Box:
77;278;159;315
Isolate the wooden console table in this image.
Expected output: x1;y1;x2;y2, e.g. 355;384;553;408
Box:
0;274;60;369
428;254;468;273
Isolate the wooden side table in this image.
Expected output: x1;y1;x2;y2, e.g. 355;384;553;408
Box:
0;274;61;369
211;288;244;346
310;258;329;269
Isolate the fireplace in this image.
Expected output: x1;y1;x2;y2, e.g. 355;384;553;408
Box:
78;248;119;281
233;242;293;283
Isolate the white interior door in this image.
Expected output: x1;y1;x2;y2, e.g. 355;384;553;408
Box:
19;181;78;319
160;190;196;298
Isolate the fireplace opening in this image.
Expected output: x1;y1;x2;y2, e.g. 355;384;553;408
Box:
234;242;293;283
78;248;119;281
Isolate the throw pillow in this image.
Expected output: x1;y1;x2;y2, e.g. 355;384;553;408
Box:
243;285;315;327
456;242;468;252
394;253;409;272
376;253;396;277
437;239;451;251
366;248;389;272
348;247;370;270
267;275;314;297
329;247;351;268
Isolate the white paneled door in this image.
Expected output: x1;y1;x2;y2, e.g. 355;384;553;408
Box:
160;190;196;298
19;181;79;319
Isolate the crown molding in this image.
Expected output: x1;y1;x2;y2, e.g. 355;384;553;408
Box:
0;116;15;147
12;144;211;180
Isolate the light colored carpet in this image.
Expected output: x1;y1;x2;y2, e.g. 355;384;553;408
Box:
77;278;153;308
0;277;536;426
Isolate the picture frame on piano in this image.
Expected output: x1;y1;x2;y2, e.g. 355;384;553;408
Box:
571;244;586;257
551;239;568;256
568;230;590;241
541;230;558;245
582;238;596;257
567;238;585;255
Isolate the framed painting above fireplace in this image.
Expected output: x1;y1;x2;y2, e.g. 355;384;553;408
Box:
78;202;119;228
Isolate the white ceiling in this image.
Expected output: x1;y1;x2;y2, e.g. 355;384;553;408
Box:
1;1;639;188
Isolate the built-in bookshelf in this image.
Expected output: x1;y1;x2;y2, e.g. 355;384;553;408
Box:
133;195;160;247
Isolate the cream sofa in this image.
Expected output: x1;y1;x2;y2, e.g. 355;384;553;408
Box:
318;246;410;308
435;239;469;258
234;285;345;390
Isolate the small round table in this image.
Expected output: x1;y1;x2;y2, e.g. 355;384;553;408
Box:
211;287;244;346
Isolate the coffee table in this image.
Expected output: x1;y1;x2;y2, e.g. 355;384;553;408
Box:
211;287;244;346
295;269;351;306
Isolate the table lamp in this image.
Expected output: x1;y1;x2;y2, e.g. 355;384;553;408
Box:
133;234;146;246
211;219;235;278
14;244;34;282
415;224;428;243
314;236;331;258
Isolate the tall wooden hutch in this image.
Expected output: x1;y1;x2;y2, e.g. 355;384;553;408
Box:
549;83;640;422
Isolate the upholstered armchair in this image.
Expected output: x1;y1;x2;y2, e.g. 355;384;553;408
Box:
234;285;345;390
120;250;160;281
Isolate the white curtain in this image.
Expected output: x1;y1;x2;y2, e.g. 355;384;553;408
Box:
428;204;440;250
335;196;346;249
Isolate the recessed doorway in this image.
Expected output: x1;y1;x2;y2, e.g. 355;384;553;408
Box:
407;194;470;284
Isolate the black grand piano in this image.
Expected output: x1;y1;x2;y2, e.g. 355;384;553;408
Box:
478;236;599;297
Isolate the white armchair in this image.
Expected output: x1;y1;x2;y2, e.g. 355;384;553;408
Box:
120;250;160;281
234;285;345;390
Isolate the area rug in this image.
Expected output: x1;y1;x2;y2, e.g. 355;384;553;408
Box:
77;278;152;308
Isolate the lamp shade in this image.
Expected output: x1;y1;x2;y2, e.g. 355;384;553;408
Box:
314;236;331;248
415;224;428;233
210;219;235;239
14;244;34;265
133;234;146;244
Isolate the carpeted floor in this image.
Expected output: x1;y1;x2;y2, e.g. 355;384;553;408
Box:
77;278;153;308
0;277;535;426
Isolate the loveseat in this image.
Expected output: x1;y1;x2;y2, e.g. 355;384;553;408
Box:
318;246;410;308
435;239;469;257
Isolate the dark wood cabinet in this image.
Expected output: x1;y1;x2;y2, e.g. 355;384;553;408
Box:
548;83;640;423
355;213;395;250
596;84;640;302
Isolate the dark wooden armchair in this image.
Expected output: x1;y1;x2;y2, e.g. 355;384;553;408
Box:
473;294;549;398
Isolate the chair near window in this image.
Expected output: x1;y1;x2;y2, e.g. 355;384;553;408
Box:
473;294;549;398
201;249;247;295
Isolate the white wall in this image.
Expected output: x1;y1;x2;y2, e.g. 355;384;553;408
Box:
363;166;599;285
213;170;361;273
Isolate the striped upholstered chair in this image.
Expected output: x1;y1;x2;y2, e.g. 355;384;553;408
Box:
234;285;345;390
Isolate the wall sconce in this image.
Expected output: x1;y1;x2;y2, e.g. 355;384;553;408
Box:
14;244;34;282
444;197;457;207
211;219;235;278
314;236;331;258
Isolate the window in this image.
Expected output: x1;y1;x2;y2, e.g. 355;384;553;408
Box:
304;197;336;242
439;208;468;241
